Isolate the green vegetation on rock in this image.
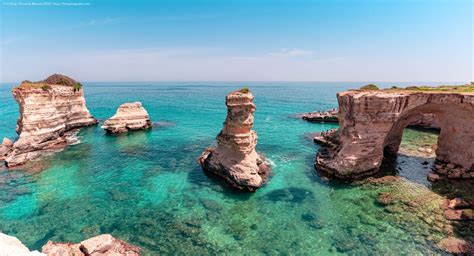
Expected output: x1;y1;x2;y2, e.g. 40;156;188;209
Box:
360;84;379;90
73;82;82;92
386;84;474;93
239;87;250;93
41;84;52;91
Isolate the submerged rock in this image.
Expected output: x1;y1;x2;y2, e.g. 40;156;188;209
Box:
102;102;152;134
42;234;140;255
437;237;473;254
4;74;97;167
198;88;271;191
0;232;45;255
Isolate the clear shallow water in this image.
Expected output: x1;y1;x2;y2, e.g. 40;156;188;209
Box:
0;82;447;254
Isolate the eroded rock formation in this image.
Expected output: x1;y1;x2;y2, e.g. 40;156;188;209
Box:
102;102;152;134
4;74;97;167
42;234;140;256
316;90;474;179
198;89;271;191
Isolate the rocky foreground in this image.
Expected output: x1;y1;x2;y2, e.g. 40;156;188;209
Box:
316;89;474;180
2;74;97;167
199;89;271;191
102;102;152;134
0;233;140;255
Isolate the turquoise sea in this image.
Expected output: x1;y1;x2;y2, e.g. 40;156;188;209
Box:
0;82;453;255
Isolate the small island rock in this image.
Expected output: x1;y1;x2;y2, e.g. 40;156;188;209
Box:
102;102;152;134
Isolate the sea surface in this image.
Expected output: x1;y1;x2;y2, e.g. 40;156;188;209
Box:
0;82;451;254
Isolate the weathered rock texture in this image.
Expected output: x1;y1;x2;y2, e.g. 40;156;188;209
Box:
42;234;140;256
406;113;441;129
4;74;97;167
301;108;440;130
0;232;45;256
198;89;271;191
101;102;152;134
316;90;474;179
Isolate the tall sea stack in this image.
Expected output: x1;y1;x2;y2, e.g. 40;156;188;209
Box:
199;88;271;191
4;74;98;167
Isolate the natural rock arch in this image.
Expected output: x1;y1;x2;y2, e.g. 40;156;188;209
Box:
316;90;474;179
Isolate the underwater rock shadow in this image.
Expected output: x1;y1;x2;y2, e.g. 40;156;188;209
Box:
187;165;254;200
263;187;314;204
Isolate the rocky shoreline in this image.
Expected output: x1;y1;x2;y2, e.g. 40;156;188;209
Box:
0;233;140;256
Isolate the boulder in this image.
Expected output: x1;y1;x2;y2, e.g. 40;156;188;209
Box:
0;138;13;160
437;237;473;254
0;232;45;256
41;241;82;256
102;102;152;134
42;234;140;256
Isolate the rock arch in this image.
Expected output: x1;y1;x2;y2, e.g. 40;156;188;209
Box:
316;90;474;179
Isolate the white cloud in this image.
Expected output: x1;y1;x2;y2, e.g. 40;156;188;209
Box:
80;17;126;26
1;36;27;46
268;48;314;57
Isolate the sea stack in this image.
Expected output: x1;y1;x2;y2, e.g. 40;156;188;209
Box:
199;88;271;192
4;74;98;167
101;102;152;134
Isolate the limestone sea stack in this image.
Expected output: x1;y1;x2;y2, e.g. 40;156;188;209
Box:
101;102;152;134
4;74;97;167
198;88;271;191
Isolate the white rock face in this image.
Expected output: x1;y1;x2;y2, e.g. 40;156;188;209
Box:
0;232;45;256
4;75;97;167
102;102;152;134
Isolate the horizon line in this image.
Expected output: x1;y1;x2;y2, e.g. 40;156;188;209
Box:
0;80;471;84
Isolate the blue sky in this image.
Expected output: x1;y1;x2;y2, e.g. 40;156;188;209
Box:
0;0;472;82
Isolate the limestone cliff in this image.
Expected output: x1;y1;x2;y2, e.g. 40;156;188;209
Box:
4;74;97;167
199;89;271;191
101;102;152;134
316;90;474;179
